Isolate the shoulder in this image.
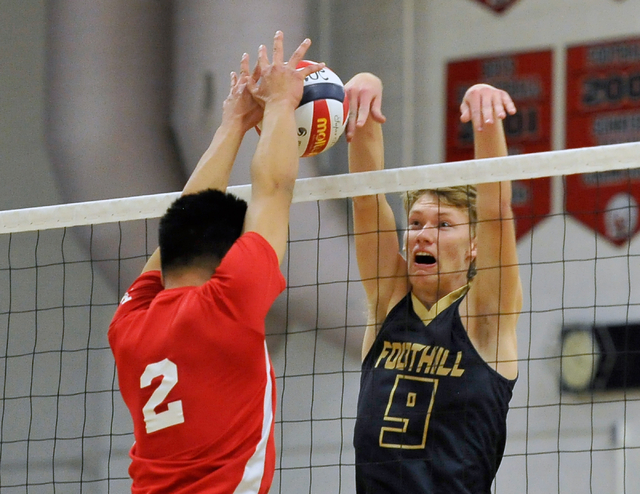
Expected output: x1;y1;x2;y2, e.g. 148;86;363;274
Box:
227;232;279;263
111;271;163;324
126;270;163;296
369;254;409;325
206;231;285;301
362;290;411;361
217;232;283;281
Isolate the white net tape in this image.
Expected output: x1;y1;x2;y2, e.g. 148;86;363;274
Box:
2;142;639;234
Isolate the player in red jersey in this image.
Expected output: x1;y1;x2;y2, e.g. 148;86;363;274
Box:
108;32;324;493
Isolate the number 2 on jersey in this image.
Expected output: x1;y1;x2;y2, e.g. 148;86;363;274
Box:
140;358;184;433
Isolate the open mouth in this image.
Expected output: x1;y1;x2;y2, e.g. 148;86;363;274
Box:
415;253;436;265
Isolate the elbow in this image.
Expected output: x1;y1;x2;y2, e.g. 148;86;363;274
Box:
275;167;298;193
251;160;298;197
264;173;296;198
479;199;514;223
491;184;515;220
499;200;515;221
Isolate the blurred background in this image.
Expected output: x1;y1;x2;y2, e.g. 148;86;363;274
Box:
2;1;640;492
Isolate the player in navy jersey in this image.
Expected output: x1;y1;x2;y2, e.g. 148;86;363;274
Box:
344;73;522;493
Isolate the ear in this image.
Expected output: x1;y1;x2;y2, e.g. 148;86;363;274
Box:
469;236;478;261
402;229;408;252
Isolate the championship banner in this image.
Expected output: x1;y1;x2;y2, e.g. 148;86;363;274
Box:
566;37;640;245
470;0;520;14
446;50;553;240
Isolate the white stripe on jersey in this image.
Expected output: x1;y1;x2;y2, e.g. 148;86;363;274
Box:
232;342;274;494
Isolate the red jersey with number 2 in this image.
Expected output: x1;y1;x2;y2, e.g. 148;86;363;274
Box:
109;232;286;494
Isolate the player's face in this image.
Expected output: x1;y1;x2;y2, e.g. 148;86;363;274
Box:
405;192;476;298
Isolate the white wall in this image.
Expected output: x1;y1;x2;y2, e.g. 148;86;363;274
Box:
0;0;60;211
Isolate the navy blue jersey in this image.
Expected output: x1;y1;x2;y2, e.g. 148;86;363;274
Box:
354;291;516;494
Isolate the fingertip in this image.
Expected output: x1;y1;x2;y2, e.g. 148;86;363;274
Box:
371;108;386;123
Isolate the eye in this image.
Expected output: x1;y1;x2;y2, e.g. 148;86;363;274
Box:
408;219;421;230
439;221;451;228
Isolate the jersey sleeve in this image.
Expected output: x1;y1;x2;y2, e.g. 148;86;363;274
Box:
110;271;164;326
201;232;286;328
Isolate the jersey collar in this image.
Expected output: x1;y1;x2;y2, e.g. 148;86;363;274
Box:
411;283;470;326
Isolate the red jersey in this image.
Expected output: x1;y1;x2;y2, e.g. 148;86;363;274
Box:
109;232;286;493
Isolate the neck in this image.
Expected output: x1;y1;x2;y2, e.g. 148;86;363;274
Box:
411;286;440;311
163;265;217;289
411;276;467;310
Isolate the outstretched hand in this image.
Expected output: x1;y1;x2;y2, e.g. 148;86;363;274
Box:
247;31;324;110
344;72;386;142
222;53;264;133
460;83;516;132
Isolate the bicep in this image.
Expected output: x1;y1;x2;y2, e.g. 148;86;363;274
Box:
470;182;522;319
141;248;161;274
111;273;163;326
243;190;293;265
352;194;406;321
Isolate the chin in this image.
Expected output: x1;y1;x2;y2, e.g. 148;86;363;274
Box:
408;273;439;291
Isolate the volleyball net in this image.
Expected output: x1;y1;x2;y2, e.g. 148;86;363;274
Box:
2;143;640;493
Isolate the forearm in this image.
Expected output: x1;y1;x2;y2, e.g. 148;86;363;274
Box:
474;119;512;218
348;119;384;174
473;116;508;160
349;118;388;211
182;121;245;195
251;103;298;194
473;119;520;314
348;116;396;234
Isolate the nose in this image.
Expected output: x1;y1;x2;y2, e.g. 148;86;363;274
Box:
415;224;437;243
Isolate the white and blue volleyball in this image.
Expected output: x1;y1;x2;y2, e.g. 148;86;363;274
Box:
257;61;349;158
294;61;349;157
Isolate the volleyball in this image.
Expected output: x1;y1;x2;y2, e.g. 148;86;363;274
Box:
257;61;349;158
295;61;349;157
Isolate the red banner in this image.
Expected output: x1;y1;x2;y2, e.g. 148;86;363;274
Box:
446;50;553;240
471;0;520;13
566;37;640;245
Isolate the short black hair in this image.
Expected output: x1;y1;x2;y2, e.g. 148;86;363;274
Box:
159;189;247;274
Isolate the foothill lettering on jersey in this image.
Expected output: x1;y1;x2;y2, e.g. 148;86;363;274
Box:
374;340;465;377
